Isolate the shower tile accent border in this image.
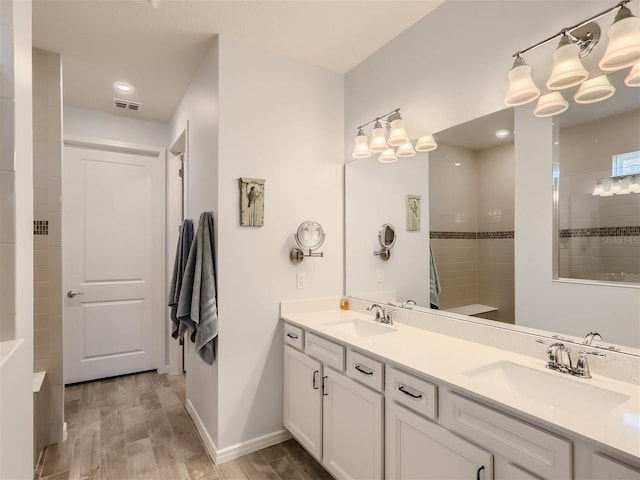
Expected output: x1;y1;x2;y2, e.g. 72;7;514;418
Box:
559;226;640;238
430;231;514;240
33;220;48;235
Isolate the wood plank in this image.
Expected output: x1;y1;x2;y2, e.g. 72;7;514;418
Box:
237;452;279;480
100;434;128;480
126;438;158;480
216;459;249;480
40;423;77;478
268;456;305;480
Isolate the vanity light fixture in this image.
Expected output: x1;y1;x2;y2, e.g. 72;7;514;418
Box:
592;175;640;196
592;180;605;196
351;108;437;162
574;74;617;103
504;1;639;116
625;62;640;85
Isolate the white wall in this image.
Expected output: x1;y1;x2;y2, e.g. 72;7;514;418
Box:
0;0;34;477
170;37;220;447
345;156;429;306
344;0;640;347
64;105;170;147
215;36;343;450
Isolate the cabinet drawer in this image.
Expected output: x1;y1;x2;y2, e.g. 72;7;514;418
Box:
440;390;572;480
284;323;304;350
305;332;345;372
386;366;437;420
346;350;384;392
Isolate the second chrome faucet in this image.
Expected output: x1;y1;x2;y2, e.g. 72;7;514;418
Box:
537;339;606;379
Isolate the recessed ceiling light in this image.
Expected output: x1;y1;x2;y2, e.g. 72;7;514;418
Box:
454;162;461;167
495;129;510;138
113;82;134;93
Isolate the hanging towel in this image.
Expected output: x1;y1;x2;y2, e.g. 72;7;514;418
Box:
429;245;441;309
177;211;218;365
168;219;194;339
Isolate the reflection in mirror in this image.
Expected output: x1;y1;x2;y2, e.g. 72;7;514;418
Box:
429;109;515;324
555;72;640;285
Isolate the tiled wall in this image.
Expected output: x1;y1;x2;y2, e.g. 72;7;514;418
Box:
429;142;515;323
0;2;16;341
558;109;640;282
32;48;63;445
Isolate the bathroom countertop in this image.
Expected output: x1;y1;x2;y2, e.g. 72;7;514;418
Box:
280;307;640;461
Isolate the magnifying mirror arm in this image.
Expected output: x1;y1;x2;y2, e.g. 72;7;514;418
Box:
374;247;391;261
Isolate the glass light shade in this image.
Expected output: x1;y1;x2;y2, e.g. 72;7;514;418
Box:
574;75;616;104
415;134;437;152
600;191;614;197
533;92;569;117
387;118;410;146
378;148;397;163
599;10;640;71
625;62;640;86
369;124;388;153
352;132;372;158
610;180;623;195
546;42;589;90
396;142;416;158
592;181;604;196
628;175;640;193
504;64;540;106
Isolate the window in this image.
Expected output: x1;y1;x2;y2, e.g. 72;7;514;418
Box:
612;150;640;176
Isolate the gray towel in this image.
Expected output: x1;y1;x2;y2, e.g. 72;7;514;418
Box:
177;212;218;365
168;219;194;339
429;245;441;309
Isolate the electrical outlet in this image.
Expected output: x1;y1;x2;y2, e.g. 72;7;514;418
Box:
297;272;307;289
377;270;384;283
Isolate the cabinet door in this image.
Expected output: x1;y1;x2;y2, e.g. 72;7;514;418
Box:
322;368;383;480
386;401;492;480
592;453;640;479
284;345;323;460
495;457;543;479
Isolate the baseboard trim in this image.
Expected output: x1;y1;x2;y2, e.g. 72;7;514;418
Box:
185;399;292;465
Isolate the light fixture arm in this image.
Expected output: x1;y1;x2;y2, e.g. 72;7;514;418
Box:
357;108;401;130
513;0;631;58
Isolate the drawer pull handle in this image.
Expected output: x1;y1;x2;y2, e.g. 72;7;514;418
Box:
286;333;299;339
399;385;422;399
322;376;328;396
355;364;374;376
312;370;319;390
476;465;485;480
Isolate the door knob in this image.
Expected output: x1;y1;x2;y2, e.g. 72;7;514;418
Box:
66;290;84;298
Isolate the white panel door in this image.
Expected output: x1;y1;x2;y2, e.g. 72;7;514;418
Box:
322;368;383;480
386;401;492;480
63;145;164;384
283;345;323;460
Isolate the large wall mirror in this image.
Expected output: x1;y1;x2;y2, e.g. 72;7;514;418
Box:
345;70;640;353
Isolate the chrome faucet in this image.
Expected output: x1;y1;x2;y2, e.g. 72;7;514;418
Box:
583;331;602;346
366;303;395;324
536;339;605;378
401;299;416;309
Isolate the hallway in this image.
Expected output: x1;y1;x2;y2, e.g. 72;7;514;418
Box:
35;372;332;480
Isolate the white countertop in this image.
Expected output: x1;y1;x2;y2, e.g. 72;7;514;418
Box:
281;308;640;460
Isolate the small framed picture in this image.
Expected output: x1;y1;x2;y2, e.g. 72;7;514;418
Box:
239;178;265;227
406;195;420;231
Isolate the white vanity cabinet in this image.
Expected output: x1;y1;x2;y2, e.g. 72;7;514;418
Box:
283;345;323;459
283;325;384;480
386;400;492;480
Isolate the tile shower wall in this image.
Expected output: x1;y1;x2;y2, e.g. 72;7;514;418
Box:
430;142;515;323
32;48;63;445
559;109;640;282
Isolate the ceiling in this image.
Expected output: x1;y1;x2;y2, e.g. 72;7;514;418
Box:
32;0;444;121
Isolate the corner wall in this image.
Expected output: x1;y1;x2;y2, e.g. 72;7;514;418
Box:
215;35;344;451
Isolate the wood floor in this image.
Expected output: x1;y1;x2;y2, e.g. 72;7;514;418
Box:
35;371;333;480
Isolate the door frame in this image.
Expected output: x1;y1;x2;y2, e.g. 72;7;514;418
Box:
62;135;167;376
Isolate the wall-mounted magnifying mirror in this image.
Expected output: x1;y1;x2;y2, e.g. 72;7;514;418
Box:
290;220;325;264
374;223;396;261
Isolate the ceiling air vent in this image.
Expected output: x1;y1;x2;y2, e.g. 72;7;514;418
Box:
113;98;143;112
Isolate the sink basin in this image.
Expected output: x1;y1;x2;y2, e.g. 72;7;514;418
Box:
463;361;630;414
326;318;397;338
